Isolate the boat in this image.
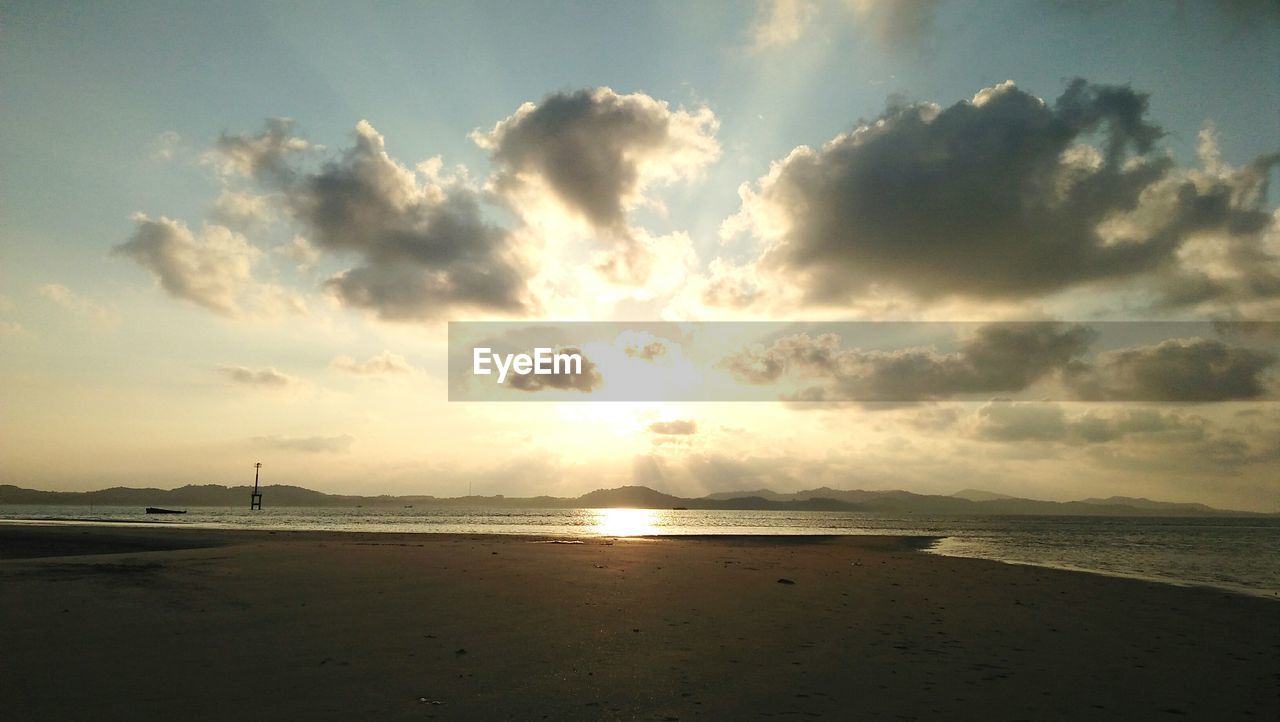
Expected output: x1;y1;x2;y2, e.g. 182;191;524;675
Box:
145;507;186;514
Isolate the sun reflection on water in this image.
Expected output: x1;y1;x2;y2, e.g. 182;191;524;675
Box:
591;508;662;537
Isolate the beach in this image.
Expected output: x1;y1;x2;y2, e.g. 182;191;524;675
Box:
2;525;1276;720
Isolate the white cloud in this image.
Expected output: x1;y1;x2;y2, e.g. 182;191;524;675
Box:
38;283;118;326
331;351;416;376
150;130;182;161
750;0;818;50
114;214;305;319
209;190;276;230
215;365;303;389
0;320;27;336
114;214;260;316
276;235;320;273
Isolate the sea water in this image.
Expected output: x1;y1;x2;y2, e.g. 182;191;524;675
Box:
2;505;1277;599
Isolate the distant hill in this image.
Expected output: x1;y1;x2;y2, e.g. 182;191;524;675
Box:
576;486;683;508
1080;496;1215;513
951;489;1017;502
702;488;793;502
688;486;1266;516
0;484;1270;517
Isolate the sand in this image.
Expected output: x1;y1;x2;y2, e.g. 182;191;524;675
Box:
1;524;1276;721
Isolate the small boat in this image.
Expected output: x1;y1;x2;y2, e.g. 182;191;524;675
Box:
671;506;688;510
145;507;186;514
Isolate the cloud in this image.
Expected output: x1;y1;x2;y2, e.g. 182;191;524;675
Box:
251;434;354;453
38;283;117;326
1140;126;1280;313
476;88;719;232
216;120;533;321
972;403;1208;444
150;131;182;161
972;402;1069;442
331;351;415;375
648;419;698;435
720;324;1276;402
721;323;1094;401
722;79;1278;311
209;117;313;183
1065;338;1276;401
474;88;718;282
209;190;276;230
0;320;26;336
138;91;718;319
624;339;669;361
276;235;320;273
216;365;301;388
848;0;940;46
750;0;818;49
113;215;260;316
507;346;603;393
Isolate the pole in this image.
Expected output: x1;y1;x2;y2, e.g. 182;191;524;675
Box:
250;462;263;510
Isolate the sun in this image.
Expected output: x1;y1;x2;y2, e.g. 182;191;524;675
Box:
591;508;661;537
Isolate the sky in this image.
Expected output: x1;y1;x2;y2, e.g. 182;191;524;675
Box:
1;0;1278;510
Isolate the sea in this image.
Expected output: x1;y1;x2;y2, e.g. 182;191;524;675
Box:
2;505;1278;599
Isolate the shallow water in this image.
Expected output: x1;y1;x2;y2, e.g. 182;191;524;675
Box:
3;505;1277;598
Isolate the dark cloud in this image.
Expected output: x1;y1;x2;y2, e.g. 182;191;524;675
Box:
1145;145;1280;311
507;347;603;393
251;434;353;453
731;79;1278;308
216;365;300;388
722;325;1275;402
648;419;697;435
475;88;717;283
1213;321;1280;342
297;122;531;320
972;403;1070;442
481;89;663;231
1065;338;1276;401
721;323;1093;401
477;88;716;231
973;403;1207;444
212;120;533;321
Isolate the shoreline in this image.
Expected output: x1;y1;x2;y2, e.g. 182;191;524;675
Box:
0;521;942;559
3;524;1277;719
2;517;1276;600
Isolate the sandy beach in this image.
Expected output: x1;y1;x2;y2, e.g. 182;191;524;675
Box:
1;524;1276;721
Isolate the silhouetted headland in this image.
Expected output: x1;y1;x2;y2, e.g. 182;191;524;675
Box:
1;483;1270;516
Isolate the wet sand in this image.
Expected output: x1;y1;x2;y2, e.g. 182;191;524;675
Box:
1;524;1276;720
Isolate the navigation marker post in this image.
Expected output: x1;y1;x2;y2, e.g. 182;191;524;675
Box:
250;462;263;510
